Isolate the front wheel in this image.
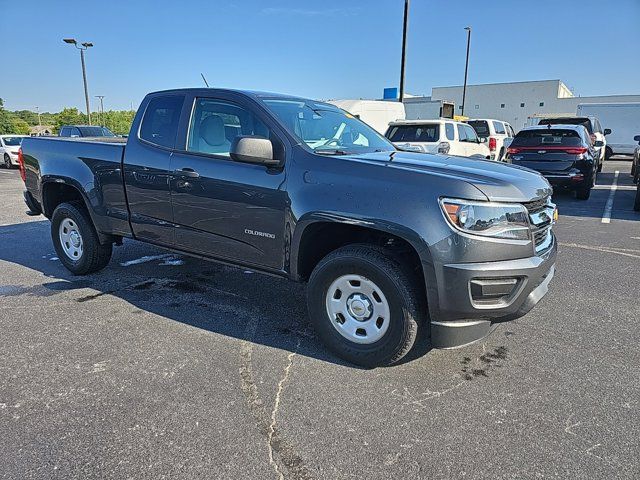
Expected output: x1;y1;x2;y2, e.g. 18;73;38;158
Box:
4;154;11;169
635;185;640;212
307;245;424;367
51;202;112;275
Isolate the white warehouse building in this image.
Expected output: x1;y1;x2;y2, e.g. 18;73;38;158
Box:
403;79;640;131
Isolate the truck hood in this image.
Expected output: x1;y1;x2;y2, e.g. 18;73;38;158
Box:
346;151;553;203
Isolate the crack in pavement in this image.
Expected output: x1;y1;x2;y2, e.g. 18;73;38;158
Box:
239;317;313;480
268;338;301;480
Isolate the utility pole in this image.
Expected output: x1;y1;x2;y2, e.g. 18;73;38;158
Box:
95;96;105;126
63;38;94;125
399;0;410;102
461;26;472;117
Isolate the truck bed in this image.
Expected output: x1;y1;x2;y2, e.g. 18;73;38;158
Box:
21;135;131;238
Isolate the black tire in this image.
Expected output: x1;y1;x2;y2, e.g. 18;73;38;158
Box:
51;202;112;275
307;244;424;368
3;154;11;169
605;147;613;160
498;148;505;162
597;157;603;173
635;185;640;212
576;186;591;200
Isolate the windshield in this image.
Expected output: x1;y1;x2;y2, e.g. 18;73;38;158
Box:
78;126;116;137
466;120;490;138
262;99;395;154
2;136;25;146
538;118;592;134
386;124;440;143
512;129;583;147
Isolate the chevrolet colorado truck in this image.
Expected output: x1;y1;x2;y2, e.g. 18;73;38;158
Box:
19;88;557;367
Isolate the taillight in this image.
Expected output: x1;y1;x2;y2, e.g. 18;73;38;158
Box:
437;141;450;154
18;147;26;182
564;147;588;155
507;147;521;155
489;137;497;151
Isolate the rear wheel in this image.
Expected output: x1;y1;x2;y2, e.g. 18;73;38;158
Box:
576;186;592;200
51;202;112;275
3;154;11;169
307;245;424;368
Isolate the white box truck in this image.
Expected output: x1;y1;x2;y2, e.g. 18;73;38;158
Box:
328;100;406;135
577;103;640;157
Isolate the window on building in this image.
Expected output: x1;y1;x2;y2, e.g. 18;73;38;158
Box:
520;103;525;108
474;105;479;109
500;104;505;108
459;106;463;111
539;102;544;107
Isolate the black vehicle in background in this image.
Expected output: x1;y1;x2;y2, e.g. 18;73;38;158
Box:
59;125;117;138
505;125;598;200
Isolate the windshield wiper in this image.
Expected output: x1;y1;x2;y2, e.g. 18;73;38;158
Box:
314;148;351;155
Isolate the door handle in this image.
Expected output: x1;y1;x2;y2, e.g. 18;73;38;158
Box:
174;168;200;178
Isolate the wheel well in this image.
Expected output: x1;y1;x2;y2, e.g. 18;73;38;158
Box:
296;223;425;286
42;183;85;218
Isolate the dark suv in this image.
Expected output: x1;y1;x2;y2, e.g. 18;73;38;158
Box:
506;125;598;200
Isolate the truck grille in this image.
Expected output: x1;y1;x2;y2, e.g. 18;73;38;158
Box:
522;197;554;254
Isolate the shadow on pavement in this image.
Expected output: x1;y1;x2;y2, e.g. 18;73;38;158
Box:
0;220;433;369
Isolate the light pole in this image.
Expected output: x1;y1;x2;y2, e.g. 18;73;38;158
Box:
399;0;410;102
95;95;105;127
35;106;42;126
63;38;93;125
461;26;471;117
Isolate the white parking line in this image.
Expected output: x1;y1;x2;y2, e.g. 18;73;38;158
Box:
601;170;619;224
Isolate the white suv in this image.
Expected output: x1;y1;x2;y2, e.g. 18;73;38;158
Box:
385;119;490;158
465;119;515;161
0;135;28;168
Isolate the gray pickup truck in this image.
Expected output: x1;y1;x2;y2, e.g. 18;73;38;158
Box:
19;88;557;367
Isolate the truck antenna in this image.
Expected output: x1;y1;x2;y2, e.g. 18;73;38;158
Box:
200;73;210;88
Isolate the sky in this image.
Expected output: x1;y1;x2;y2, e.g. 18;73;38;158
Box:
2;0;639;113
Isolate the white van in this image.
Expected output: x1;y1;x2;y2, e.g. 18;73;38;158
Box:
385;119;490;158
577;103;640;157
328;100;406;135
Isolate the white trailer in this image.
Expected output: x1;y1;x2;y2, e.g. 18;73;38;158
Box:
577;103;640;156
328;100;406;135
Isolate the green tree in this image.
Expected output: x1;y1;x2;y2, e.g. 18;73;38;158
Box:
54;108;85;133
0;98;15;134
11;118;31;135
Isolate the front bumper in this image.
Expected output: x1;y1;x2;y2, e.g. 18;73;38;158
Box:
429;238;557;348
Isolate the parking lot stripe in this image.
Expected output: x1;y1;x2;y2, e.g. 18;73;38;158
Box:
601;170;619;224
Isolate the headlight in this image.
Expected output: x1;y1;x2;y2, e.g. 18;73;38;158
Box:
440;198;530;240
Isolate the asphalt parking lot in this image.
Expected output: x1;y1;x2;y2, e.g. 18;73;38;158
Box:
0;160;638;479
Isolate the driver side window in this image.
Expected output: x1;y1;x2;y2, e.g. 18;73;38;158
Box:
464;125;479;143
187;98;272;157
456;124;468;142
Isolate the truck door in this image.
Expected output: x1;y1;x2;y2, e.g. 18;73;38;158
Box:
169;94;288;271
123;94;185;245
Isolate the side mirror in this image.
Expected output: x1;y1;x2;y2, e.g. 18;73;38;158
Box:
594;140;605;147
230;136;279;167
604;128;611;135
634;135;640;143
479;137;487;143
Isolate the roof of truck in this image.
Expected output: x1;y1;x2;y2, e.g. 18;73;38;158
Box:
148;88;311;101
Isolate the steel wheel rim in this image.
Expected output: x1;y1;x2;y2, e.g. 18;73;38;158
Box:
58;218;83;261
325;274;391;344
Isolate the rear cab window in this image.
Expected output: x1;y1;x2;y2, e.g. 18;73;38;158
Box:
466;120;490;138
492;121;506;135
139;95;185;149
387;124;440;143
445;123;455;141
